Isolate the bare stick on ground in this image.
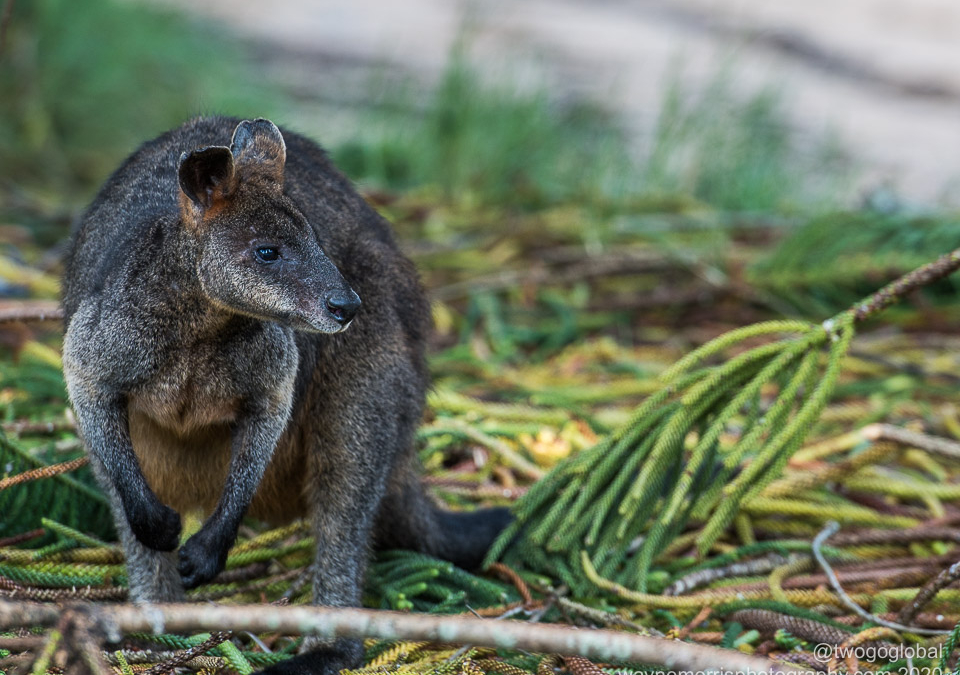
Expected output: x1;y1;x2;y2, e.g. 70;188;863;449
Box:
0;600;813;675
0;301;64;324
853;247;960;322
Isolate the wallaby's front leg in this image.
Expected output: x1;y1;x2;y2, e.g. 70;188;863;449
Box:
69;389;182;552
86;452;185;602
258;373;404;675
178;410;289;588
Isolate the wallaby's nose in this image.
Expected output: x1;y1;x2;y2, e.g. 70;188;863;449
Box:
326;290;361;325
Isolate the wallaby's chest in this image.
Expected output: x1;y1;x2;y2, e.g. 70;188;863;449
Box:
126;317;296;436
129;341;243;435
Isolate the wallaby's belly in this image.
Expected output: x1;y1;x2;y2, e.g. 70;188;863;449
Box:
124;324;306;523
128;410;308;524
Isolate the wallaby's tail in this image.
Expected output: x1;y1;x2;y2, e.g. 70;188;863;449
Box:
374;462;512;570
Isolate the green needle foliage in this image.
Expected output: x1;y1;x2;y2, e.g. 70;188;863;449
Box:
365;550;517;613
485;315;853;594
0;433;114;543
751;211;960;316
486;247;960;596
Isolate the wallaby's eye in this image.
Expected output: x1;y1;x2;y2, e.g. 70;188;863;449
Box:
255;247;280;263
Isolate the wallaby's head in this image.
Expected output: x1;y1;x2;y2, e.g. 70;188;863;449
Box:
177;118;360;334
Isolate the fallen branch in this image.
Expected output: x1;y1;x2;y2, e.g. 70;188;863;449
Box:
0;456;88;491
862;424;960;460
0;600;812;674
0;300;63;324
854;247;960;322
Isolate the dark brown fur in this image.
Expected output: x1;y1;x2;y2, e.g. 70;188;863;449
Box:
61;117;510;675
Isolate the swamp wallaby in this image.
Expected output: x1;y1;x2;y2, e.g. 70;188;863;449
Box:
61;117;511;674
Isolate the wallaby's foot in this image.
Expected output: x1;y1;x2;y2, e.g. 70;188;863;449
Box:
178;527;230;589
256;639;362;675
436;506;513;570
129;501;182;552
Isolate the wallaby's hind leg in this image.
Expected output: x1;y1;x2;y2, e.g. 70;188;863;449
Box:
88;455;184;603
374;462;513;570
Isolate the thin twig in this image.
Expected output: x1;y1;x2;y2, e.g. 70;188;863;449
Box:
0;528;45;547
853;247;960;322
0;456;89;491
0;301;63;324
896;558;960;626
487;562;534;606
812;521;949;636
677;607;712;641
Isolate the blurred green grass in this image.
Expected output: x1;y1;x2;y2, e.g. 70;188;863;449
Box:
0;0;278;209
1;0;958;326
331;51;849;214
2;0;848;219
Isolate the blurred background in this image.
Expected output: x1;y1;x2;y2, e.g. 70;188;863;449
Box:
5;0;960;214
158;0;960;205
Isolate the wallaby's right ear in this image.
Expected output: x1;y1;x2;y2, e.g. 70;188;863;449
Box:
178;146;236;211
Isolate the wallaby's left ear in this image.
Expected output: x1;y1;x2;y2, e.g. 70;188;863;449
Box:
230;118;286;186
178;146;236;210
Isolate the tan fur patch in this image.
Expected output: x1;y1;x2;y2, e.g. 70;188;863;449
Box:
130;410;309;524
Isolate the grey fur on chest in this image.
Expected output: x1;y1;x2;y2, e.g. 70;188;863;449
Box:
136;316;298;428
65;293;298;427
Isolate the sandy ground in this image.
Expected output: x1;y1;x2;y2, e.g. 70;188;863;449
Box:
150;0;960;204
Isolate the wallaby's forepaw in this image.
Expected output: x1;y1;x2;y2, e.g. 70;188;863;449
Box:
178;530;228;589
130;503;182;552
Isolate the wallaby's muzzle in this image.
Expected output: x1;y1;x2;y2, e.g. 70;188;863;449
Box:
326;289;361;326
291;267;361;334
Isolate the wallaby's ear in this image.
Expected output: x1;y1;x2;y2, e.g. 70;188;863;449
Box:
178;146;236;209
230;118;286;186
